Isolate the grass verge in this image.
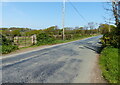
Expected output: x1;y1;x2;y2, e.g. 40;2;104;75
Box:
99;46;119;83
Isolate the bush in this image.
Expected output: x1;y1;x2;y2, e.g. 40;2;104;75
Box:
65;34;72;40
100;27;119;48
99;46;119;83
0;34;18;54
73;34;81;39
36;33;56;45
0;34;12;45
1;45;18;54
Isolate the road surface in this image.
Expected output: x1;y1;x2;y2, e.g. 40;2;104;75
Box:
1;35;103;83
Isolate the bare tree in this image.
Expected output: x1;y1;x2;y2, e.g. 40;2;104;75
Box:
103;0;120;27
118;1;120;27
112;0;119;26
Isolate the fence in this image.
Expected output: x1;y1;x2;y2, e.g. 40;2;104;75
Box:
14;34;37;48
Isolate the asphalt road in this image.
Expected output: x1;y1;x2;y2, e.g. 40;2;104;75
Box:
1;35;102;83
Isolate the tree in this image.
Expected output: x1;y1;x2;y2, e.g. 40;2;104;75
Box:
100;1;120;47
112;1;120;26
104;1;120;26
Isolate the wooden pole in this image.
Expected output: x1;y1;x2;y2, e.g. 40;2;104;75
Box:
62;0;65;40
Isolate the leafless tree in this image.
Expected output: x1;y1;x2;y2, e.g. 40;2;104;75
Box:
112;0;119;26
103;0;120;27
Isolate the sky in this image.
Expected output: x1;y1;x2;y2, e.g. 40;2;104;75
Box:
1;2;109;29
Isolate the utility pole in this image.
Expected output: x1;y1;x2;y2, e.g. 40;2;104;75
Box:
108;18;111;32
62;0;65;40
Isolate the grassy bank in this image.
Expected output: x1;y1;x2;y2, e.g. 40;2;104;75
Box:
99;46;119;83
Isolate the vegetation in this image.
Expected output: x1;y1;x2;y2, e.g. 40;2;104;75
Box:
37;34;95;45
99;24;119;47
1;45;18;54
99;46;119;83
0;34;12;45
0;34;18;54
37;33;56;45
0;24;100;54
99;1;120;83
14;37;32;46
0;1;119;84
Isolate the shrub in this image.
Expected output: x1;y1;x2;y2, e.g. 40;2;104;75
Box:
65;34;72;40
0;34;12;45
36;33;55;45
0;34;18;54
73;34;81;39
100;27;119;48
2;45;18;54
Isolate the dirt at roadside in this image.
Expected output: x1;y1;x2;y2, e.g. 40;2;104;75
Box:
90;54;107;83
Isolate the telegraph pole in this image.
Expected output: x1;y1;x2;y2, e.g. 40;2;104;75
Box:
62;0;65;40
108;18;111;32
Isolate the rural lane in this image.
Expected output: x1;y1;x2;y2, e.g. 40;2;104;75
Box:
1;35;103;83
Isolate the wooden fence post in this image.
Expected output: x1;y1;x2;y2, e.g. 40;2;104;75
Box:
31;34;37;45
25;36;26;47
14;36;19;45
31;35;33;45
17;36;19;45
34;34;37;44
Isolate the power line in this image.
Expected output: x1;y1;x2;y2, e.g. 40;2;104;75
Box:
62;0;88;40
67;0;88;23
